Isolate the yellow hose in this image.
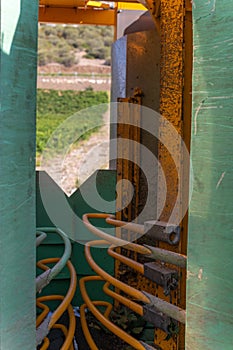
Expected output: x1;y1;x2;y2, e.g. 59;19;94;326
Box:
103;281;143;316
85;240;150;303
40;337;50;350
53;324;74;350
37;295;76;350
84;213;187;268
81;213;186;349
36;301;50;327
36;258;77;327
106;216;144;235
80;303;98;350
36;259;76;349
80;276;146;350
80;299;114;350
83;213;151;255
108;246;144;274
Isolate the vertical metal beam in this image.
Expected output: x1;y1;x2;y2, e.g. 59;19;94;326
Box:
153;1;187;349
186;1;233;349
115;97;141;305
0;0;38;348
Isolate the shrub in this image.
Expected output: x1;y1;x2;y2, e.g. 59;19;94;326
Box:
38;24;114;67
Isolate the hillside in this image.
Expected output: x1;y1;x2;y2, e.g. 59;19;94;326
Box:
38;24;114;68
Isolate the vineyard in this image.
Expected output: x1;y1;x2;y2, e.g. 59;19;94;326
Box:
36;88;109;156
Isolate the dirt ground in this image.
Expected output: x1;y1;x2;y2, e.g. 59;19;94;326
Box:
37;58;111;194
37;109;110;195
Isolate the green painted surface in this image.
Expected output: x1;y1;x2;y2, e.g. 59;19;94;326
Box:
0;1;38;349
36;169;116;306
186;2;233;349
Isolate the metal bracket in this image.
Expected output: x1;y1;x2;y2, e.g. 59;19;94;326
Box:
143;291;186;324
144;220;180;245
143;304;178;335
144;262;178;296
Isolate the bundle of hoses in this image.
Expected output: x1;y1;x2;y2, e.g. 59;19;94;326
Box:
80;213;187;350
36;228;77;350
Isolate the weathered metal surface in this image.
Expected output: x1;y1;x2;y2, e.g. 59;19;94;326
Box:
115;97;142;302
145;245;187;269
39;7;116;25
144;262;178;296
0;1;38;348
117;18;170;348
116;95;141;225
143;292;186;324
113;30;161;313
158;0;184;217
144;220;180;245
143;304;175;333
126;29;160;224
158;0;184;225
111;36;127;104
150;0;188;348
186;1;233;349
110;36;127;168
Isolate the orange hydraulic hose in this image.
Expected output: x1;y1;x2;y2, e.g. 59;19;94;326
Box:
85;240;186;323
37;295;76;350
53;324;74;350
50;260;77;327
36;301;50;327
83;213;187;267
54;323;68;336
83;213;151;255
108;246;144;275
80;303;99;350
40;337;50;350
36;258;77;327
106;216;144;235
63;303;76;350
103;281;143;316
80;276;146;350
79;277;145;348
37;260;49;271
79;275;113;317
80;299;113;350
85;240;150;304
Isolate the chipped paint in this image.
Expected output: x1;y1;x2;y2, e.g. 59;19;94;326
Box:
0;0;38;348
150;0;190;349
186;1;233;349
216;172;226;189
197;268;203;281
1;0;20;54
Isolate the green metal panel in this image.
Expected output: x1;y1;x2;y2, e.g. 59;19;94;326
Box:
0;1;38;349
36;169;116;306
186;2;233;349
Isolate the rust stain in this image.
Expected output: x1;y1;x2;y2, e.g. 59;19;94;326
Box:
115;96;142;306
115;1;192;348
149;0;191;349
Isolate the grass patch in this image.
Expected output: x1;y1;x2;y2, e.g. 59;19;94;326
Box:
36;88;108;158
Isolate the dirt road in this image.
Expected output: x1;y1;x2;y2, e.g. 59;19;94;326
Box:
38;111;110;195
37;75;111;91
